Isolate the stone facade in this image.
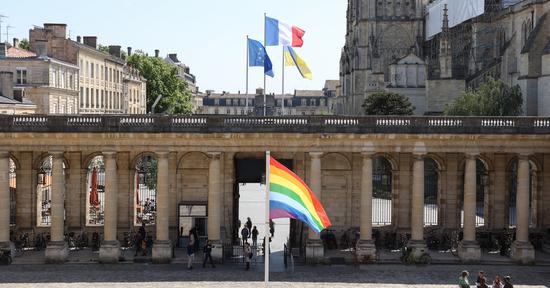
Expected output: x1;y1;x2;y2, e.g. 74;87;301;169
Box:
0;43;78;114
0;114;549;264
163;53;200;113
340;0;550;116
28;23;146;115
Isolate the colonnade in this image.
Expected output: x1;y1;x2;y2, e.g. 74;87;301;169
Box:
0;150;537;264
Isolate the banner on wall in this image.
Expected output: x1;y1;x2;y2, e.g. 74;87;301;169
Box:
425;0;485;39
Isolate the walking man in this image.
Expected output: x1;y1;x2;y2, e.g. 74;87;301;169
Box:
202;239;215;268
187;228;196;270
251;226;259;247
241;225;250;244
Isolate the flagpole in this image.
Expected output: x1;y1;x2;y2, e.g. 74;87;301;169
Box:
263;12;267;117
281;47;285;116
246;35;249;113
265;151;270;287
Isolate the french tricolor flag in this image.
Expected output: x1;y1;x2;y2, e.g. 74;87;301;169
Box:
265;16;305;47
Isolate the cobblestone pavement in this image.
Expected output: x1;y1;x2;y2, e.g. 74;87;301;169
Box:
0;264;548;287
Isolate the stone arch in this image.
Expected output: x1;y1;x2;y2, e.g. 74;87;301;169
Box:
9;153;20;170
321;153;352;170
34;152;70;170
131;151;157;170
177;152;210;170
177;152;209;204
373;152;398;171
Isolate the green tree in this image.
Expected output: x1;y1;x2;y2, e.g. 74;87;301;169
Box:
444;77;523;116
362;91;415;115
127;51;192;115
19;39;30;50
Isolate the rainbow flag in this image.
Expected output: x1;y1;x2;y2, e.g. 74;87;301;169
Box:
269;156;331;233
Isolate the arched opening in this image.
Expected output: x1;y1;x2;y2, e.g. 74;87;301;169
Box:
373;156;392;227
460;159;489;228
507;159;537;228
86;155;105;226
134;154;157;226
9;158;16;226
424;158;439;226
36;155;66;227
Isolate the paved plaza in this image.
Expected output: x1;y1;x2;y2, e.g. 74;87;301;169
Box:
0;263;549;287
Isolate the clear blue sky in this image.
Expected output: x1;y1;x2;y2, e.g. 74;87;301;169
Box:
1;0;347;94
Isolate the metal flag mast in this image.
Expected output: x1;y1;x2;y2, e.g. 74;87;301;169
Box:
246;35;249;112
264;151;271;286
281;47;285;116
263;13;267;117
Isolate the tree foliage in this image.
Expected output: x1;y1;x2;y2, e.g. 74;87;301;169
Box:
19;39;30;50
127;52;192;115
362;91;415;115
444;77;523;116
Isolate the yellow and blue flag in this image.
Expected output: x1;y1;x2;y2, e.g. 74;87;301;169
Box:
284;46;312;80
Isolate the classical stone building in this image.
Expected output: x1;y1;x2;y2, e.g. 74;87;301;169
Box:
0;42;78;114
0;114;549;264
163;53;201;113
199;81;337;116
0;71;37;115
123;66;147;114
340;0;550;116
28;23;147;115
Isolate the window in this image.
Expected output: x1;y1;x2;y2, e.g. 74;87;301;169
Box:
80;87;84;107
91;63;95;78
51;69;57;87
60;71;65;89
301;99;307;106
69;75;74;90
86;88;90;108
179;204;208;241
96;64;99;79
85;61;89;77
105;66;108;81
96;89;100;108
16;69;27;85
91;89;95;107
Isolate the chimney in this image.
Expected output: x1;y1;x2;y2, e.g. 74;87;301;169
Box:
13;38;19;48
0;43;7;58
34;40;49;57
127;47;132;57
154;49;159;58
0;71;14;99
76;36;81;43
108;45;121;58
43;23;67;39
83;36;97;49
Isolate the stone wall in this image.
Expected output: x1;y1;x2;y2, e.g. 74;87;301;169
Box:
426;79;465;114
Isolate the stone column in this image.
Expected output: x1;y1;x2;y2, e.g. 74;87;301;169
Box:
356;152;377;262
207;152;223;262
152;151;172;263
0;152;11;250
99;151;120;263
511;155;535;264
306;152;324;263
458;154;481;262
45;151;68;263
408;153;427;255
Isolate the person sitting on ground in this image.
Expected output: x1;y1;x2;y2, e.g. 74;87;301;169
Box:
459;270;470;288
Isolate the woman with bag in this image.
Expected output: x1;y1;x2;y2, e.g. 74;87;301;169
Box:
243;242;252;271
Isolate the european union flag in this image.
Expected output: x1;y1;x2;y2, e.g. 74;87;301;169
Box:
248;38;274;77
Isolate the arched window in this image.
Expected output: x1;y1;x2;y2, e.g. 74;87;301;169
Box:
86;156;105;226
135;155;157;226
36;155;65;226
373;157;392;226
424;158;439;226
508;159;536;227
9;158;16;226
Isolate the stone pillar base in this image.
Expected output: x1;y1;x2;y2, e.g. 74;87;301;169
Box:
305;239;324;264
458;240;481;262
355;239;377;264
511;241;535;264
152;240;172;264
407;240;427;258
45;241;68;264
211;241;223;263
99;241;121;264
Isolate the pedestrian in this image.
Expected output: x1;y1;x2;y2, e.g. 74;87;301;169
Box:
134;223;146;257
202;239;215;268
492;275;504;288
246;217;252;232
251;226;259;247
476;271;488;288
187;228;196;270
241;225;250;244
459;270;470;288
503;276;514;288
269;219;275;237
243;242;252;271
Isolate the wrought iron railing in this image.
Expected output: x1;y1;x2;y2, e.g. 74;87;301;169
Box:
1;115;550;134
